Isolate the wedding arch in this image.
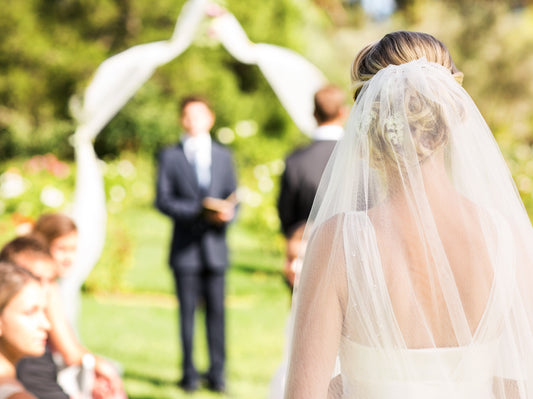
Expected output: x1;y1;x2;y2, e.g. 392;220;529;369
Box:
62;0;327;324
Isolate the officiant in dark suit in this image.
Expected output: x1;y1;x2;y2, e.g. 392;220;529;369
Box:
277;85;347;288
155;96;237;393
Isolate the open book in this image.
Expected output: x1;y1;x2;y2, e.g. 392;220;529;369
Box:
202;192;238;213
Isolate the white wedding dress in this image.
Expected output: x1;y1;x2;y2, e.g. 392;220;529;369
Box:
339;340;496;398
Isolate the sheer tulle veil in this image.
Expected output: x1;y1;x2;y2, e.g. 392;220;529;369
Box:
284;39;533;398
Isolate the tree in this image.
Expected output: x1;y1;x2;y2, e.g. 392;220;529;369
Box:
0;0;325;158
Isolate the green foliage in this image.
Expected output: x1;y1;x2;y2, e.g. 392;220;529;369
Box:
3;1;533;164
80;262;290;398
0;155;75;220
3;1;533;289
83;219;133;293
0;0;324;160
0;153;157;292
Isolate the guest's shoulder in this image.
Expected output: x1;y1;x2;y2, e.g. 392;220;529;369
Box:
283;145;313;170
285;140;334;164
285;142;312;160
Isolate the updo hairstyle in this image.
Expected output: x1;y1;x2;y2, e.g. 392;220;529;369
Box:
351;31;463;169
351;31;463;100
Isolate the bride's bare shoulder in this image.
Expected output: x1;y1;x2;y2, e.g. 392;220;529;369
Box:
309;213;345;239
309;211;369;240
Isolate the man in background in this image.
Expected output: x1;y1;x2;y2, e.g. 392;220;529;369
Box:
155;96;237;393
277;84;348;288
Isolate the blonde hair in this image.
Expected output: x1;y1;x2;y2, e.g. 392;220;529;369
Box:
350;32;465;175
351;31;463;101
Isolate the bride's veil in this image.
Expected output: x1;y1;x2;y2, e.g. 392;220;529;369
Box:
284;55;533;398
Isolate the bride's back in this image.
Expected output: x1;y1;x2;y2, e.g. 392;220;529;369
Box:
369;188;496;348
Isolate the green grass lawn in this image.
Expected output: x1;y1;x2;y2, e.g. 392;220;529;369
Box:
79;207;292;398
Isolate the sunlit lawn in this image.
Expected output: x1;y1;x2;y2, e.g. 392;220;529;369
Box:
79;208;291;399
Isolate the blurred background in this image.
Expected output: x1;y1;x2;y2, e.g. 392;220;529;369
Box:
1;0;533;398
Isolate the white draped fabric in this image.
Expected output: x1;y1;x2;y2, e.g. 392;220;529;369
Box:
59;139;107;327
65;0;327;326
210;13;327;136
64;0;209;325
69;0;208;142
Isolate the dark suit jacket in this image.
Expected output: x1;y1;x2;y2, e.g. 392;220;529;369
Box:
277;140;337;237
155;141;237;274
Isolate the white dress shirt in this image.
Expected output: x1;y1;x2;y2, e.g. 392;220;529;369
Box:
182;132;212;189
312;124;344;141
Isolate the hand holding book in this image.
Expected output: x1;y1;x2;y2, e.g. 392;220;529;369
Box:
202;192;237;225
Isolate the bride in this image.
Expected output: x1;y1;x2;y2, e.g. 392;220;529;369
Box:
284;31;533;398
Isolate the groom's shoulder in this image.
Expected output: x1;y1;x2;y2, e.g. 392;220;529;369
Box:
157;143;184;165
160;142;182;155
212;141;234;157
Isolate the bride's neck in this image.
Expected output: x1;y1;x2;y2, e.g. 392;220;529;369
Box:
387;150;456;202
422;153;454;195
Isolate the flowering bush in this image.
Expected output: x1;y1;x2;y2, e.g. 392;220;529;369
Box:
0;153;152;292
0;154;75;223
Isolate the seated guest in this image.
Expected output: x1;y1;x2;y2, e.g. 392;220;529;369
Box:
0;236;126;399
0;261;50;399
33;213;78;278
34;213;126;399
33;213;79;329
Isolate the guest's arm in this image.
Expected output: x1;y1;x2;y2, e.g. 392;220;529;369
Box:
46;284;123;396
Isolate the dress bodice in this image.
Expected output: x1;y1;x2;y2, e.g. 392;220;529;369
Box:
336;210;516;398
339;338;497;398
